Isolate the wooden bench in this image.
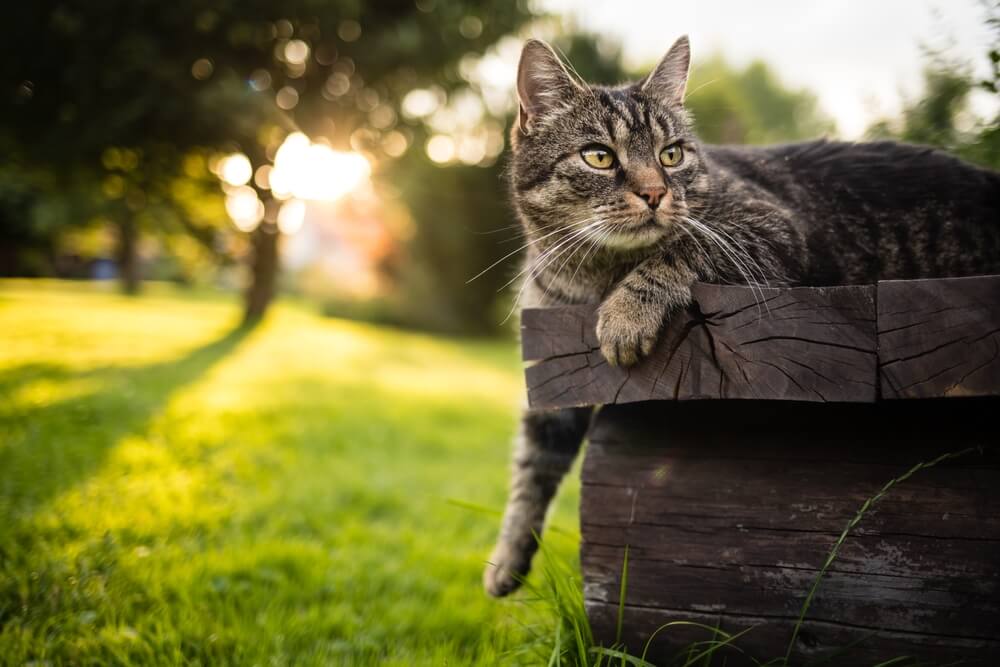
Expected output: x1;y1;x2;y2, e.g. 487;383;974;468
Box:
522;275;1000;665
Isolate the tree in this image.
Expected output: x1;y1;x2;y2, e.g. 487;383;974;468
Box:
677;56;835;145
865;60;999;169
2;0;534;320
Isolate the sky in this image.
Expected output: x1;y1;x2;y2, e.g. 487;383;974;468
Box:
540;0;998;139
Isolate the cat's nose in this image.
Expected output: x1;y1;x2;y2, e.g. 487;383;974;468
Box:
636;185;668;209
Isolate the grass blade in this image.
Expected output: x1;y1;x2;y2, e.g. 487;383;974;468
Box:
783;446;982;664
616;545;629;646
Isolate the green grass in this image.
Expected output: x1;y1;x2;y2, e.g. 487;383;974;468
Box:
0;279;581;665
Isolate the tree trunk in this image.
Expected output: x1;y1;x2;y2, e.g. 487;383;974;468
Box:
244;222;279;323
116;217;140;295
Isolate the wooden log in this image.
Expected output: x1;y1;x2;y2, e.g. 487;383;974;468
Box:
524;283;877;408
879;276;1000;399
581;400;1000;665
523;274;1000;408
520;275;1000;663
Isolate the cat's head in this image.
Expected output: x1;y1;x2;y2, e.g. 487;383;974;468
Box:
510;36;706;252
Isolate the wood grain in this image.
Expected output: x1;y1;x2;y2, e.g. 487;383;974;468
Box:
580;401;1000;665
523;275;1000;408
524;283;878;408
524;276;1000;661
879;275;1000;399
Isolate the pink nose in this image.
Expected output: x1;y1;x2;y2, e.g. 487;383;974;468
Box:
636;186;667;209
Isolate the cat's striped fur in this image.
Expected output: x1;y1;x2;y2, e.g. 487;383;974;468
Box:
484;37;1000;596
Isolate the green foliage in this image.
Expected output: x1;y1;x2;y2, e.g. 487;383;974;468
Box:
681;56;836;144
1;1;535;301
866;57;976;149
865;20;1000;172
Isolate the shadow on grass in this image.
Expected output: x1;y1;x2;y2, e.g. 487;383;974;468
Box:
0;322;254;516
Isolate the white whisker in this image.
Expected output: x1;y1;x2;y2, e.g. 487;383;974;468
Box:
467;215;601;284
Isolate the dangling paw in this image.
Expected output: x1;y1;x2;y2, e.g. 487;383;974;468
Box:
483;541;531;597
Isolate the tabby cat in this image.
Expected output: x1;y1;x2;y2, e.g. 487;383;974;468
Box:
484;36;1000;596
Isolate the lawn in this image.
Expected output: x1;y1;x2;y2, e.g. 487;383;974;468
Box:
0;280;582;665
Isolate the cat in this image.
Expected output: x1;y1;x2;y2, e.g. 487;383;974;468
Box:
483;35;1000;597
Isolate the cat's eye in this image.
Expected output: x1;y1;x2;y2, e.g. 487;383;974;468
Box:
659;144;684;167
581;145;616;170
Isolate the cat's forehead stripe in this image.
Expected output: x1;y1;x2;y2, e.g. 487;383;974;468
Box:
592;88;678;149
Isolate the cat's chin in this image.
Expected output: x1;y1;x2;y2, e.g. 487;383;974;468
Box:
600;220;667;251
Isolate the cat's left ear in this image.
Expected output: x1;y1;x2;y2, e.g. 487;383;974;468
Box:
642;35;690;106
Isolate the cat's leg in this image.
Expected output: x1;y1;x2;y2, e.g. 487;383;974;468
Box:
597;256;696;367
484;405;592;597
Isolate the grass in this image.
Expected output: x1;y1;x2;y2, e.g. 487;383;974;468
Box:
0;279;581;665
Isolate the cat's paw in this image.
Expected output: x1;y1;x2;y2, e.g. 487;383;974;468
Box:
483;543;530;597
596;295;662;367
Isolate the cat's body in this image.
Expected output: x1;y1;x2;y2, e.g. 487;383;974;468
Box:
519;140;1000;311
484;37;1000;597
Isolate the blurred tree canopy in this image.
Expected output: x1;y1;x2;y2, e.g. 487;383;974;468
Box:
681;57;835;144
1;0;534;321
866;8;1000;172
10;4;987;337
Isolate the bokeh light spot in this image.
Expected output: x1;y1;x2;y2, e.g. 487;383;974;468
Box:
225;186;265;232
191;58;214;80
426;135;455;163
338;20;361;42
250;69;272;91
382;131;409;157
270;132;371;201
277;199;306;235
254;164;272;190
283;39;310;65
459;16;483;39
276;86;299;110
218;153;253;186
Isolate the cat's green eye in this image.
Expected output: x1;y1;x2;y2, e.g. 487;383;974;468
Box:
581;145;616;169
659;143;684;167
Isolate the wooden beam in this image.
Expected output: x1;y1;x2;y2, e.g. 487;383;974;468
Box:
524;283;877;408
523;275;1000;408
580;400;1000;664
879;276;1000;399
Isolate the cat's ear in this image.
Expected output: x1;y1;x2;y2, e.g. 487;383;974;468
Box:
642;35;691;106
517;39;584;133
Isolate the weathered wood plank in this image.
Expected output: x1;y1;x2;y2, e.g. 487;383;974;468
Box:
587;600;1000;666
524;283;877;408
580;400;1000;664
879;275;1000;399
523;275;1000;408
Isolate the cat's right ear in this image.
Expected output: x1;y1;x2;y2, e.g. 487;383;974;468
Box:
517;39;583;134
642;35;691;107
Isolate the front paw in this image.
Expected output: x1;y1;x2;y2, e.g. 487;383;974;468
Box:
596;295;664;367
484;542;531;597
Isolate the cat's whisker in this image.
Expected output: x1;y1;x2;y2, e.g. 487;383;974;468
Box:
541;223;610;302
706;220;772;288
467;215;602;284
567;225;613;289
501;219;609;322
677;224;721;281
684;215;769;289
499;218;605;294
683;216;769;316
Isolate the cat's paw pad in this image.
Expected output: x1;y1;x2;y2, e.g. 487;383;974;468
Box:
483;544;530;597
596;302;661;367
